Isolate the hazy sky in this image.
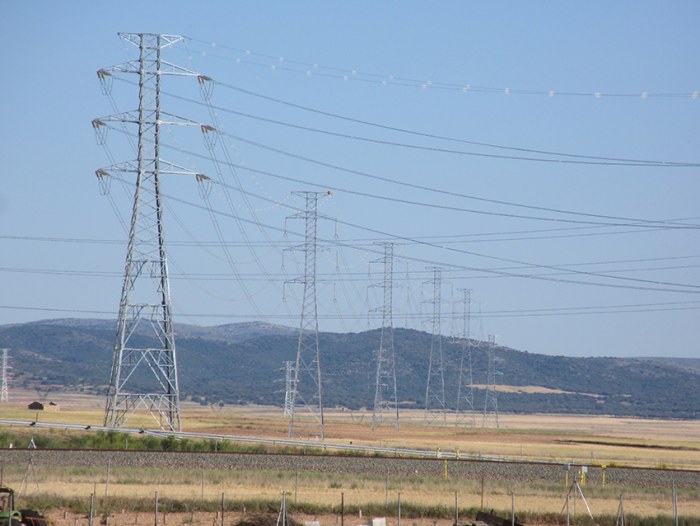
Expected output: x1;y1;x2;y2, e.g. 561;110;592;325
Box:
1;1;699;358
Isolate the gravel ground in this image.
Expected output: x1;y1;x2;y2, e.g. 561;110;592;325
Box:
1;449;698;489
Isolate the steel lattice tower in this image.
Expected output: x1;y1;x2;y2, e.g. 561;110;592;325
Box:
97;33;197;431
482;334;500;428
371;243;399;430
283;361;294;417
455;289;476;426
1;349;9;402
424;267;446;424
287;191;326;439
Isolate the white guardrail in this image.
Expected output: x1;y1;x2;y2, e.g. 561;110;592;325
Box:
0;419;521;463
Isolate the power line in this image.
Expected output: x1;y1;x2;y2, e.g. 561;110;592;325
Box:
158;122;700;230
87;164;700;296
176;174;700;292
4;259;700;284
3;301;700;320
184;39;700;101
201;80;700;167
112;177;700;295
151;130;700;230
101;100;700;229
185;130;699;227
4;219;699;246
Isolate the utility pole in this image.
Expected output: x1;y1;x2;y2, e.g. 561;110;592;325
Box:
287;191;328;439
95;33;199;431
455;289;475;426
371;243;399;430
424;267;446;424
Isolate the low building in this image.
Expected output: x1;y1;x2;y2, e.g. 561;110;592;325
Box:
27;401;60;412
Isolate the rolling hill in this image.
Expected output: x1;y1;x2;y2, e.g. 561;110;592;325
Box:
0;319;697;419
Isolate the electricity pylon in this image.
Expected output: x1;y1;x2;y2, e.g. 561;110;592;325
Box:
1;349;9;402
455;289;475;426
424;267;446;424
371;243;399;430
283;361;294;417
287;191;328;439
482;334;500;428
96;33;199;431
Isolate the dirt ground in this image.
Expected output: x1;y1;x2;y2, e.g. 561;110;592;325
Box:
47;511;462;526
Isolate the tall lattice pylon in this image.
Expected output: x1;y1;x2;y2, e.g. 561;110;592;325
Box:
371;243;399;430
424;267;446;424
482;334;500;428
287;191;327;439
96;33;199;431
455;289;475;427
1;349;9;402
282;361;294;417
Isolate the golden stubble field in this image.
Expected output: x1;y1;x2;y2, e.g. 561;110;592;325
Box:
3;391;700;469
1;391;699;524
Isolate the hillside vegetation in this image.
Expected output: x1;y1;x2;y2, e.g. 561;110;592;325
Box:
0;319;698;418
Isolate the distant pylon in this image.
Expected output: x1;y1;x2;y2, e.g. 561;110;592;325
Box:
1;349;9;402
371;243;399;430
287;191;328;439
482;334;499;428
455;289;475;426
96;33;200;431
283;361;294;417
424;267;446;424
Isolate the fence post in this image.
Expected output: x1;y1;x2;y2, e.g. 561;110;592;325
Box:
221;492;225;526
105;460;111;497
454;491;458;526
89;493;95;526
397;492;401;526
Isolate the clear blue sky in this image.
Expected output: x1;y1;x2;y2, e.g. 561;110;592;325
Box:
1;1;699;358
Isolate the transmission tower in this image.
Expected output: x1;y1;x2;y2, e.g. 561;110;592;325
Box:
1;349;9;402
371;243;399;430
482;334;500;428
287;191;327;439
455;289;475;426
283;361;294;417
96;33;200;431
424;267;446;424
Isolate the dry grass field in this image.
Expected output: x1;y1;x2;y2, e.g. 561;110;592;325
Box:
1;391;699;524
4;393;700;470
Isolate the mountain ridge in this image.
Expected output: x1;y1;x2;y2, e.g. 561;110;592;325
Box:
1;318;697;419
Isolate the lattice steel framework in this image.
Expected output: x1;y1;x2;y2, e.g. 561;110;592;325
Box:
1;349;9;402
96;33;199;431
283;361;294;417
424;267;446;424
482;334;500;428
287;191;326;439
371;243;399;430
455;289;476;426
